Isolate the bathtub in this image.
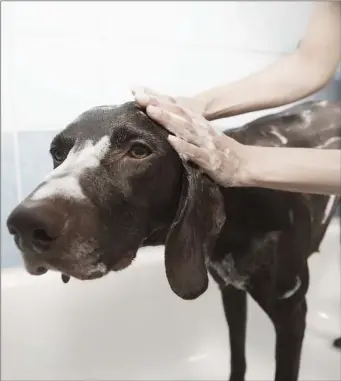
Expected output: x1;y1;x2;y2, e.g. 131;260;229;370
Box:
1;219;340;381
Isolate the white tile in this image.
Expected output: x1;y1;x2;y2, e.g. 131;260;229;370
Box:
101;1;312;54
2;1;316;133
100;42;279;103
2;30;281;132
3;1;312;55
0;133;22;268
2;36;107;132
1;1;107;39
17;131;59;199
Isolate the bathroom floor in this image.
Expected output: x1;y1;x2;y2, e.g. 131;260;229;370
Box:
1;219;340;381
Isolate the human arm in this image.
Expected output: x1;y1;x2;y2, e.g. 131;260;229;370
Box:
132;2;341;195
133;2;341;121
194;1;341;120
241;146;341;195
146;101;341;196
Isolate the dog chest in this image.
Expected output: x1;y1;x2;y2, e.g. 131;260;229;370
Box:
207;254;248;290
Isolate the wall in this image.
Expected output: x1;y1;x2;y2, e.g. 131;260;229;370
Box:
1;1;340;267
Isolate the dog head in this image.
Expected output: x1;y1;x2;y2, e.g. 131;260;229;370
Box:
7;102;225;300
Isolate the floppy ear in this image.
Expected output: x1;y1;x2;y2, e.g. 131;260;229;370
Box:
164;162;226;300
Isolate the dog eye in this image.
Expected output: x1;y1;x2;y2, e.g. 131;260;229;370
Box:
128;143;151;159
50;148;66;163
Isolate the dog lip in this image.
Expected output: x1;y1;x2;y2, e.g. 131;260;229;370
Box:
111;251;137;271
72;270;107;280
26;265;48;276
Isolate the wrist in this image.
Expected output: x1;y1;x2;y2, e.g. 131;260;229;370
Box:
192;89;251;121
233;145;261;187
189;93;218;120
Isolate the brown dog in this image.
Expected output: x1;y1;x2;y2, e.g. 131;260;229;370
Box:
7;100;341;381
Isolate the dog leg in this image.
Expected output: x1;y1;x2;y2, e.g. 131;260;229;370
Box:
221;285;247;381
272;298;307;381
249;266;308;381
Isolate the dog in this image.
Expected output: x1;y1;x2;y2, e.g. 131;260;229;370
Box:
7;100;341;381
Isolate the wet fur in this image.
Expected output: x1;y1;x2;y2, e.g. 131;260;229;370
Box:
213;100;341;381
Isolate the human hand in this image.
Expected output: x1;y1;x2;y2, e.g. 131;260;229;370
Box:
131;86;206;116
131;88;248;187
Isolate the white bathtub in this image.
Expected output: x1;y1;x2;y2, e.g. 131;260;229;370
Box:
1;220;340;381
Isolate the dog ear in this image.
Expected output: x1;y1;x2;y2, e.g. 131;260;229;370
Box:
164;162;226;300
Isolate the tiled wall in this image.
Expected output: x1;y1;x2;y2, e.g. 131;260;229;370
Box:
2;1;314;134
1;134;20;267
1;131;59;267
1;2;340;268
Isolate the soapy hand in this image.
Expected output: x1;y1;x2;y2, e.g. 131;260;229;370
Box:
132;87;248;187
132;86;205;115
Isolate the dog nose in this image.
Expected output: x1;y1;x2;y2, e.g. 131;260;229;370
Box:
7;200;65;254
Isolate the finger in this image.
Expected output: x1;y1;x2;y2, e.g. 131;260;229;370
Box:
133;92;169;110
147;105;212;148
168;136;215;172
131;87;155;107
133;91;150;107
153;99;192;122
174;104;221;143
150;100;213;136
143;88;176;104
213;134;240;151
132;86;162;98
132;87;175;107
182;106;220;137
146;105;192;137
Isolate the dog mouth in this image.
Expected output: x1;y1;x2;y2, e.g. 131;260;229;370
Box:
25;264;108;282
24;250;137;284
110;251;136;271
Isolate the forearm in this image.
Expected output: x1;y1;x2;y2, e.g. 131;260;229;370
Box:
192;2;341;121
194;52;326;120
241;146;341;196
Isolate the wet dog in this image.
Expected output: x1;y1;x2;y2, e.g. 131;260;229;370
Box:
7;100;341;381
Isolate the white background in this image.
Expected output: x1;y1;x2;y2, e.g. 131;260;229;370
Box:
1;1;314;132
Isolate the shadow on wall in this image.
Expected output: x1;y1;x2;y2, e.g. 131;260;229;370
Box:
1;77;340;268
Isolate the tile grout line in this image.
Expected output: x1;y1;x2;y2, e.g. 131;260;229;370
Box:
12;131;23;202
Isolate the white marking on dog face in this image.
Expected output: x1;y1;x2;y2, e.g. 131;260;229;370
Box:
30;136;111;201
278;276;301;299
322;195;337;224
316;137;341;149
318;100;328;107
270;127;288;144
